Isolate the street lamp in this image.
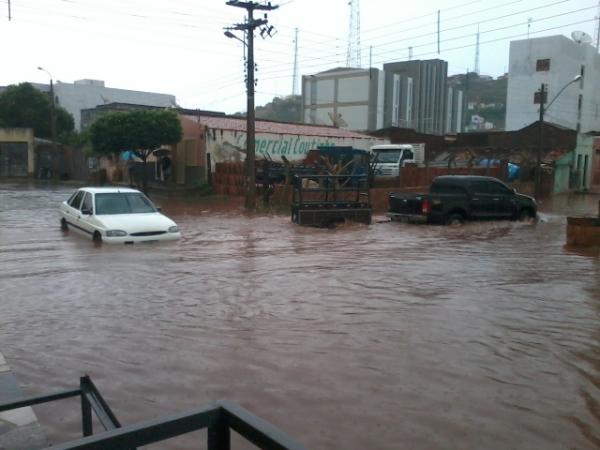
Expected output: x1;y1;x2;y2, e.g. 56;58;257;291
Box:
535;74;582;199
38;66;58;178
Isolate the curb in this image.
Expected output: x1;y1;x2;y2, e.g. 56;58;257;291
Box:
0;352;48;450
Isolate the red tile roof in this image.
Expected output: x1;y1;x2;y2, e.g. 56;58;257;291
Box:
183;115;376;140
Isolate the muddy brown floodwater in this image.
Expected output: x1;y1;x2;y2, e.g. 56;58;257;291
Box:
1;182;600;449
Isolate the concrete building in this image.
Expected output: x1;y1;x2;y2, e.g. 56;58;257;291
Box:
446;86;464;134
505;35;600;133
28;79;177;130
302;60;463;136
302;68;385;132
0;128;35;176
80;102;224;130
383;59;449;135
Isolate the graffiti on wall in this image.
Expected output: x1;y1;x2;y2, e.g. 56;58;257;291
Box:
235;134;345;158
206;129;384;164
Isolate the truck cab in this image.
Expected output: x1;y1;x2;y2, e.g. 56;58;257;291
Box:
370;144;417;178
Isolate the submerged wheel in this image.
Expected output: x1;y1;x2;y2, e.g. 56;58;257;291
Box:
518;208;536;223
92;231;102;243
60;218;68;231
446;213;465;227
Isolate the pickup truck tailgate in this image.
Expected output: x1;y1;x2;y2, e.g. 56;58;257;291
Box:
389;193;425;215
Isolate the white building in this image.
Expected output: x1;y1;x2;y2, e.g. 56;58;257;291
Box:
505;35;600;132
302;68;385;132
31;79;177;130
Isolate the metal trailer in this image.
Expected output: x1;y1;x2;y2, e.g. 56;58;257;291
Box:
291;174;372;227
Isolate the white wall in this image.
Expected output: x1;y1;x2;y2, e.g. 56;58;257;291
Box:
33;81;176;130
506;35;600;132
205;128;387;166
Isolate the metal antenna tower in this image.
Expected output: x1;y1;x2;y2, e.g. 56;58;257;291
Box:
474;25;480;75
595;1;600;50
292;28;299;95
346;0;361;67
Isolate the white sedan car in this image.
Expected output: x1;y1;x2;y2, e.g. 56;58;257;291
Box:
60;187;181;244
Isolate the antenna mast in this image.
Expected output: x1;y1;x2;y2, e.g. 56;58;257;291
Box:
474;25;480;75
346;0;361;67
595;1;600;50
292;28;299;95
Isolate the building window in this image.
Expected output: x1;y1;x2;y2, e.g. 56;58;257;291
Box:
536;59;551;71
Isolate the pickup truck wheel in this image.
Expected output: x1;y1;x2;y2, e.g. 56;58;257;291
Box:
518;208;536;223
92;231;102;243
60;218;68;231
446;213;465;227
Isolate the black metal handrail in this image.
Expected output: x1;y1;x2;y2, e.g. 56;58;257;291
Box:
0;376;305;450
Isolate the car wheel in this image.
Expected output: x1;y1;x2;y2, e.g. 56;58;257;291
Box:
518;208;536;223
60;218;68;231
92;231;102;243
446;213;465;227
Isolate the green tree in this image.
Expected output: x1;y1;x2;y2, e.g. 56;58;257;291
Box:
89;109;183;191
0;82;74;138
236;95;303;123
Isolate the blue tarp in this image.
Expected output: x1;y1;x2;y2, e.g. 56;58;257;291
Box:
477;159;520;181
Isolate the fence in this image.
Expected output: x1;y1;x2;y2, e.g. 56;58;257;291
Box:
213;162;247;195
0;375;304;450
213;162;509;208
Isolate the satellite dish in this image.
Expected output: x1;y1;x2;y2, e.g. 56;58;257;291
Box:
328;111;348;128
571;30;593;45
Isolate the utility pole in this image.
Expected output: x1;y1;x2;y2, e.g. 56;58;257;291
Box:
462;69;470;132
38;67;57;178
535;83;546;200
225;1;278;209
7;0;11;21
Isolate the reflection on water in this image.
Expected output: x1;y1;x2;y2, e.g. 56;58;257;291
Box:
1;183;600;449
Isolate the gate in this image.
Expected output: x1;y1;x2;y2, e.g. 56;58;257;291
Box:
0;142;28;177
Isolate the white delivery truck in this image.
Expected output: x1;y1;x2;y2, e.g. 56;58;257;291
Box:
370;143;425;177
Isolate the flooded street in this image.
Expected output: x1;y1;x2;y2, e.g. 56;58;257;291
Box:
1;182;600;449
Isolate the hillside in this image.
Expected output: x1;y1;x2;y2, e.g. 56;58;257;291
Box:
450;72;508;130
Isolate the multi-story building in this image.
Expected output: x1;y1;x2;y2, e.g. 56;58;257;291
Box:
383;59;449;135
301;68;384;131
27;79;177;130
505;35;600;132
302;60;462;135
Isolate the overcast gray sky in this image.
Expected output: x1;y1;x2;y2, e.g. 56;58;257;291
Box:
0;0;595;113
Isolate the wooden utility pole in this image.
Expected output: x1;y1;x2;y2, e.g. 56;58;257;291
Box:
225;1;278;209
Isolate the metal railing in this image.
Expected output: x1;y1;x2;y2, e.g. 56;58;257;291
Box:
0;376;305;450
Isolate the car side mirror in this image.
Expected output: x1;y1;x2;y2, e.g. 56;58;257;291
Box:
156;207;162;212
81;208;92;215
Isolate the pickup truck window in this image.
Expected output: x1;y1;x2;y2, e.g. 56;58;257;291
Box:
430;182;467;194
488;182;513;195
471;181;491;195
471;180;513;195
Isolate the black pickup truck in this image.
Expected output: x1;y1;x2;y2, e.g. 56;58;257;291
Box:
388;175;537;225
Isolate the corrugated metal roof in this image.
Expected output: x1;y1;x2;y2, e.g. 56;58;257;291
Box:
183;115;376;139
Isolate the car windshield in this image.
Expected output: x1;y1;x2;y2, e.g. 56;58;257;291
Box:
375;151;401;163
95;193;157;215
